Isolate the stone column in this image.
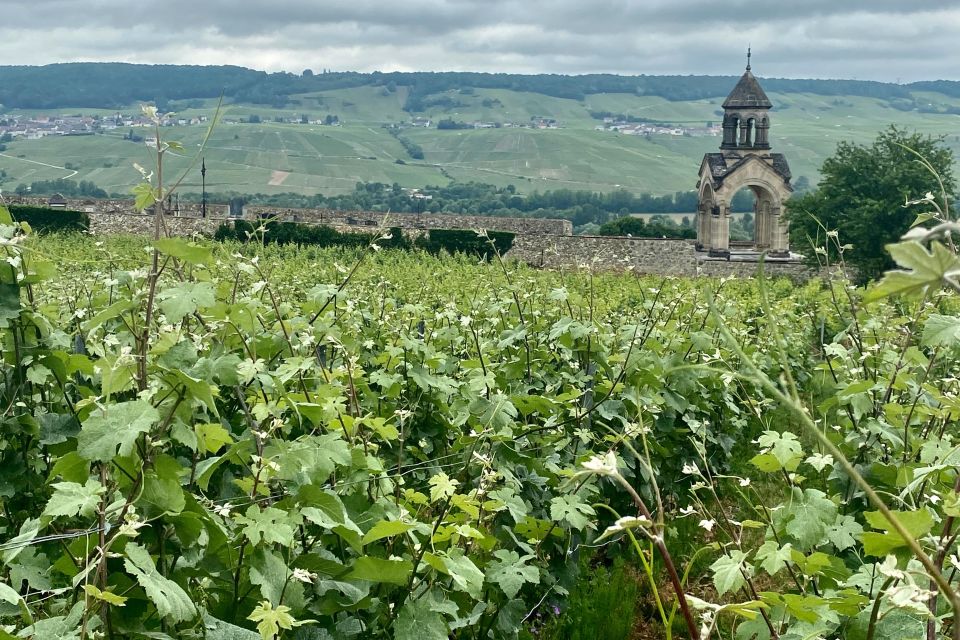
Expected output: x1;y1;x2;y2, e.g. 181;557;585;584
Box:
696;204;712;251
769;206;790;256
739;122;749;146
722;118;737;147
755;200;770;249
708;204;730;258
756;121;769;147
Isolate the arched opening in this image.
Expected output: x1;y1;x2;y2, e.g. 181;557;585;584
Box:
729;186;756;246
726;182;780;251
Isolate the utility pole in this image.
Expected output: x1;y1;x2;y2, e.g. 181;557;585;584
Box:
201;157;207;218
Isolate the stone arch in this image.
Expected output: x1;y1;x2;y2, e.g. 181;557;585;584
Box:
717;172;787;256
696;181;717;251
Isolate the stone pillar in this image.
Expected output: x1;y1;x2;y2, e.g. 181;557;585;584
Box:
769;206;789;256
708;204;730;258
756;121;769;147
696;204;712;251
739;122;749;146
755;200;770;249
722;118;737;147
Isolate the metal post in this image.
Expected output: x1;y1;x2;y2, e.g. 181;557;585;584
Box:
201;157;207;218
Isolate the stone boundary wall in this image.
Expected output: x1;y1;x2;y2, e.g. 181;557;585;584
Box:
507;234;698;276
10;196;230;218
242;206;572;235
8;196;571;235
88;213;224;237
49;205;814;281
506;234;813;280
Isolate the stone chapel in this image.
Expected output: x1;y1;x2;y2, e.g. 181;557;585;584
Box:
696;52;793;257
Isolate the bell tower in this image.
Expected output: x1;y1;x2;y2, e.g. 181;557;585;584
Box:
696;50;793;258
720;48;772;151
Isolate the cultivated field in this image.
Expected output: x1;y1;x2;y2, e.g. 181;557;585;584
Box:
2;87;960;198
2;216;959;638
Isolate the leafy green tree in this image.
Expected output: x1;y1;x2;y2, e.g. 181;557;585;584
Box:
787;126;956;281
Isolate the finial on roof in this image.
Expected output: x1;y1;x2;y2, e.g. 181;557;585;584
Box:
746;46;751;71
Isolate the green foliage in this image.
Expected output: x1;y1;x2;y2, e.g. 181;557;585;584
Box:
534;559;639;640
0;63;936;111
7;205;89;233
415;228;515;258
214;219;409;250
14;178;108;198
598;215;695;239
0;228;803;639
201;182;722;228
7;160;960;640
787;126;956;281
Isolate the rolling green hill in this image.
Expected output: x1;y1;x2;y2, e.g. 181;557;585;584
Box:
2;69;959;199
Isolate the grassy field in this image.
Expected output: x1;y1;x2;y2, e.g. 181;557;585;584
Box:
1;86;959;198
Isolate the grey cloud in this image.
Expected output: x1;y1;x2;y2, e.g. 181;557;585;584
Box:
0;1;956;81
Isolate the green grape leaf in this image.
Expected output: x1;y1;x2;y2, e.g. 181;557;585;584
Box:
757;431;804;471
2;518;40;564
394;597;448;640
439;549;485;599
711;550;749;596
42;479;104;519
784;488;838;550
153;238;213;265
0;581;23;606
124;543;197;623
82;584;127;606
132;182;157;212
487;549;539;599
826;514;863;551
248;601;300;640
429;472;459;502
249;548;289;606
157;281;216;322
922;314;960;348
266;434;351;487
235;506;299;547
361;520;414;546
549;494;595;530
346;556;413;585
861;509;933;556
203;613;260;640
77;400;159;462
196;423;234;454
754;541;792;576
865;240;960;301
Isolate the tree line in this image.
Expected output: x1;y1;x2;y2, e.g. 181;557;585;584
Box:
186;181;755;228
11;178;760;229
0;63;948;110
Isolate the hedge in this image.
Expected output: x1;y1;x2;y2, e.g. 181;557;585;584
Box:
214;220;410;250
415;228;514;259
7;205;90;233
215;221;515;259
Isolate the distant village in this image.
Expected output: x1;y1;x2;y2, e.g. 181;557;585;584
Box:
0;109;719;141
0;112;210;140
596;117;721;137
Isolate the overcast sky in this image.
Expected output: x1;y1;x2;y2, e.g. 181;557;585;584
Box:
1;1;957;82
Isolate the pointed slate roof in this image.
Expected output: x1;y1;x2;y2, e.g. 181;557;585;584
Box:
722;68;772;109
700;153;792;186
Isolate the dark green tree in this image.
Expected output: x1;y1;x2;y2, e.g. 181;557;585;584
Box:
787;126;956;282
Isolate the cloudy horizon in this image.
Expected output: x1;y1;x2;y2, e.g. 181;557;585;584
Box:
1;1;958;82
